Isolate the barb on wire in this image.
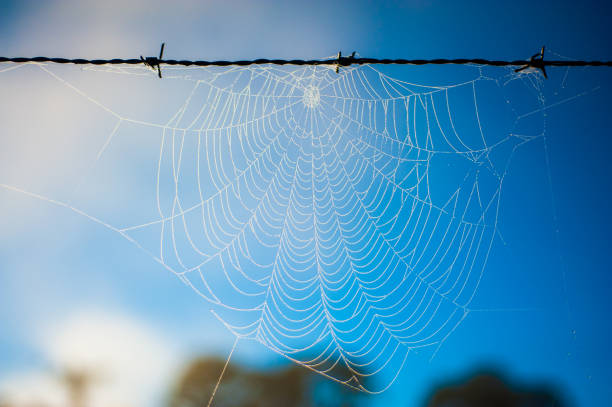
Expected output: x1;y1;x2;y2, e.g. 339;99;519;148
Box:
1;45;611;79
515;45;547;78
335;51;356;73
140;43;164;78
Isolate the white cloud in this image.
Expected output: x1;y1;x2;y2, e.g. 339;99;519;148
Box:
0;372;66;407
0;310;179;407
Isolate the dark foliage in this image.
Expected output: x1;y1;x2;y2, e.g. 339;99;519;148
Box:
168;357;366;407
426;372;567;407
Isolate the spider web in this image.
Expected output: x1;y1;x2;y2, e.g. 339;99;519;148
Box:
0;60;546;392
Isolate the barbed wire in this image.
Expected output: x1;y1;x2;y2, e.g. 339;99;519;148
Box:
1;45;611;78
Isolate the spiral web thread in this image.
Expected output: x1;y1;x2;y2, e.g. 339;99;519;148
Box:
0;60;546;392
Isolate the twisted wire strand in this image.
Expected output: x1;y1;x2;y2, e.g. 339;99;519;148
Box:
1;56;611;68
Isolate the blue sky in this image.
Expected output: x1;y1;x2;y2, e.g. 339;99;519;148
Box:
0;1;611;406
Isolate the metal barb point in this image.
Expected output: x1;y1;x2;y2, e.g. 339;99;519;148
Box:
335;51;356;73
515;45;547;79
140;43;165;78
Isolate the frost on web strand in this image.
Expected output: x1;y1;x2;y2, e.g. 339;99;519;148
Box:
123;64;544;391
1;61;545;392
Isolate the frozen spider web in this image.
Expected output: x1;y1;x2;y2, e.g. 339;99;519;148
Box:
0;59;546;392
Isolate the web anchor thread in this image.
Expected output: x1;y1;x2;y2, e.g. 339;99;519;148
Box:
333;47;550;77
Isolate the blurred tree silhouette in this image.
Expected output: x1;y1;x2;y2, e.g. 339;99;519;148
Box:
168;356;367;407
61;368;96;407
425;371;568;407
